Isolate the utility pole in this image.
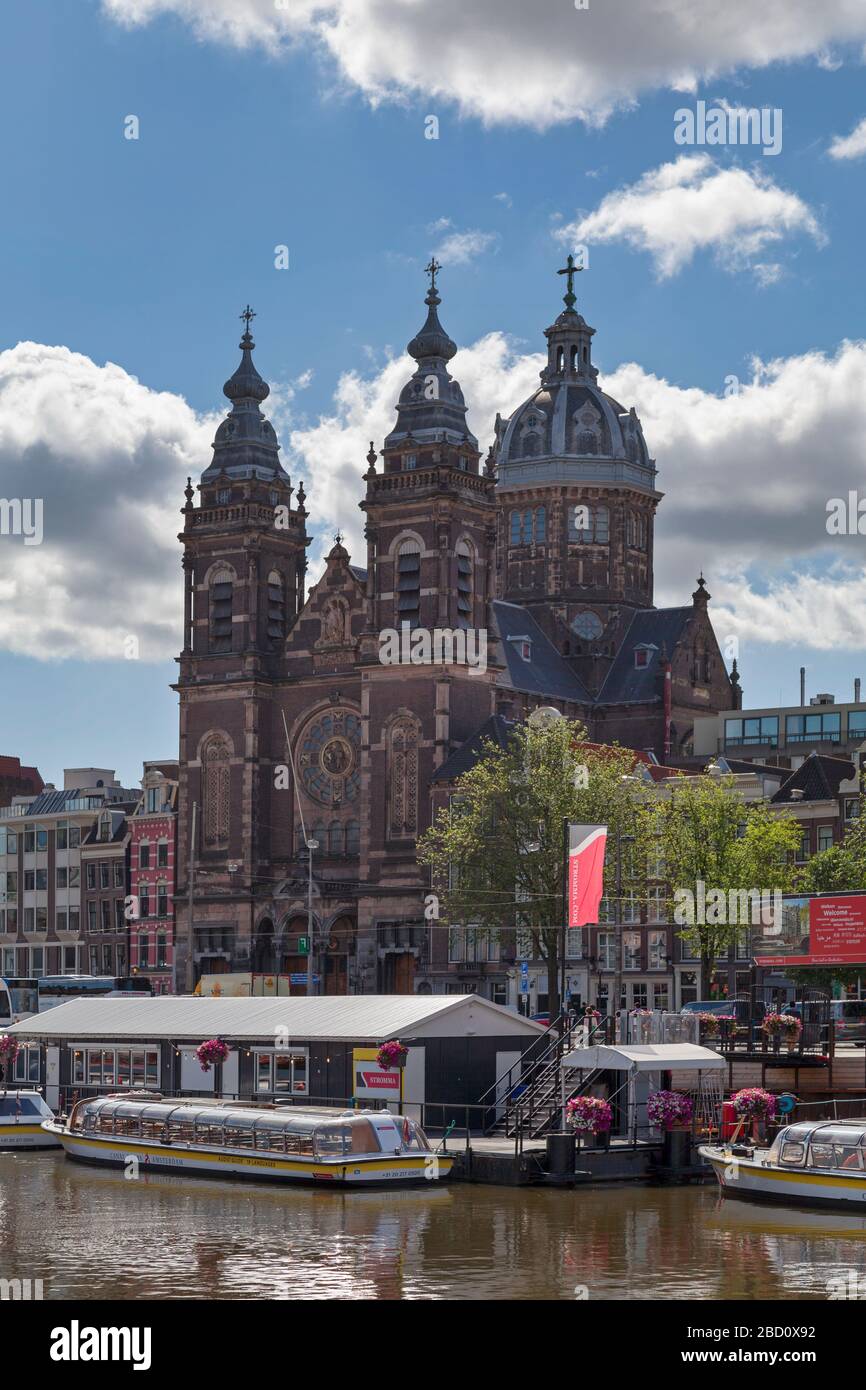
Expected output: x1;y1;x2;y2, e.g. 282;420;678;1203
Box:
183;800;197;995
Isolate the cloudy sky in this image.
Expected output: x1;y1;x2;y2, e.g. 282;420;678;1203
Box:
1;0;866;784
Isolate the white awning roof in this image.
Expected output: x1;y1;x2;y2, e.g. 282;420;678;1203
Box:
7;993;545;1043
561;1043;726;1073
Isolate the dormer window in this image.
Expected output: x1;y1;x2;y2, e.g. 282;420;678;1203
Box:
634;644;657;669
269;489;278;506
508;635;532;662
405;454;417;470
217;489;230;505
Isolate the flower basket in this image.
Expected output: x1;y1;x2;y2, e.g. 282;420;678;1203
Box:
195;1037;229;1073
377;1041;408;1069
731;1087;776;1125
647;1089;693;1132
0;1035;19;1070
565;1095;612;1137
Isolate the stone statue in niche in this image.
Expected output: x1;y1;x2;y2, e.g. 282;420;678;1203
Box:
321;597;347;645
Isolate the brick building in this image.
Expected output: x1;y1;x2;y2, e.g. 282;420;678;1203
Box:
173;271;737;993
128;762;179;994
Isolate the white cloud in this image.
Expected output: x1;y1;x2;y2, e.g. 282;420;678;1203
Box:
493;192;513;207
431;228;498;266
829;116;866;160
7;328;866;665
559;155;823;278
101;0;866;130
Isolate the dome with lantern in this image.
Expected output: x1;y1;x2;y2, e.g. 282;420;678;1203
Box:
494;263;656;494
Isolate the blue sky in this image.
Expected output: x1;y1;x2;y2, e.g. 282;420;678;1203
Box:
2;0;866;785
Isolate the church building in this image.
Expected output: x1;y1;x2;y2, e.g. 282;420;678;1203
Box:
173;268;738;995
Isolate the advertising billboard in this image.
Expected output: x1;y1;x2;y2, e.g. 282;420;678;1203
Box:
753;893;866;967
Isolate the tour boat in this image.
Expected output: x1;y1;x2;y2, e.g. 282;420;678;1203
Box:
700;1120;866;1210
44;1096;455;1187
0;1090;60;1149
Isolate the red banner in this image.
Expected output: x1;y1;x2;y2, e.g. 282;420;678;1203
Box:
567;824;607;928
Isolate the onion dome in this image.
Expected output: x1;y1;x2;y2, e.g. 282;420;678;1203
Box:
384;260;478;452
202;307;289;483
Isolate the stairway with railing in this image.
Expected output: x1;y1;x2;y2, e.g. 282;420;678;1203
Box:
479;1012;612;1140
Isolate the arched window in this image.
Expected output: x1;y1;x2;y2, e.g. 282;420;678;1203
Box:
395;538;421;628
202;733;231;848
556;346;564;372
535;506;546;542
510;510;521;545
346;820;360;855
522;432;541;458
266;570;286;646
388;716;420;839
570;344;578;372
328;821;343;856
456;541;473;629
209;567;234;653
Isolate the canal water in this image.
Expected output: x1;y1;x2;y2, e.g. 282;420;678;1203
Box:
2;1152;864;1300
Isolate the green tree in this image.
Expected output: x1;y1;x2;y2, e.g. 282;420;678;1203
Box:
417;717;649;1020
657;773;802;997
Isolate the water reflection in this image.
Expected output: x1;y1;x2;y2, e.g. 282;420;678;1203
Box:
0;1153;863;1300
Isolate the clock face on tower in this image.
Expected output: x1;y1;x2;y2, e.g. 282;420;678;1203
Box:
571;611;603;641
298;710;361;805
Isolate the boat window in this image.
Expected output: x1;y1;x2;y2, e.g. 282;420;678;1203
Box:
808;1142;835;1168
779;1142;805;1166
835;1146;864;1170
314;1124;350;1157
223;1125;255;1148
0;1096;46;1117
347;1119;380;1154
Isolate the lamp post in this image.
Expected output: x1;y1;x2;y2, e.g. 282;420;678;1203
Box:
305;837;318;999
613;830;635;1041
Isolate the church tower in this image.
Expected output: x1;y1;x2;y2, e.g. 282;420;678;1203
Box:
359;259;495;644
493;259;661;697
174;310;309;989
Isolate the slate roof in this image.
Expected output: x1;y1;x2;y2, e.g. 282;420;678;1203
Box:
717;758;787;778
492;600;592;703
596;607;692;705
349;565;367;584
771;752;858;805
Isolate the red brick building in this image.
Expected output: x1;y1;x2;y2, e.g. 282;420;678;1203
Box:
128;763;178;994
173;273;736;994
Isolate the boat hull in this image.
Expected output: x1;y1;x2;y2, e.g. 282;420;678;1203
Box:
0;1122;61;1150
44;1124;454;1187
700;1144;866;1211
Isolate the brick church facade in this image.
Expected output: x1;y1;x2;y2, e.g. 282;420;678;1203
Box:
173;270;739;994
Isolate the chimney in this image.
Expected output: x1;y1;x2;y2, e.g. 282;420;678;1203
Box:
800;667;806;706
856;678;861;704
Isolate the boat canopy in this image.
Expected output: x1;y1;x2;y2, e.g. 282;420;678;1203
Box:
774;1120;866;1147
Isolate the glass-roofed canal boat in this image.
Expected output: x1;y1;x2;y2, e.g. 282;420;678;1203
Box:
0;1090;60;1149
43;1095;454;1187
700;1120;866;1211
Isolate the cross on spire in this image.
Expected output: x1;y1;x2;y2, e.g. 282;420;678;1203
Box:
424;257;441;294
240;304;256;336
557;253;583;310
334;529;343;546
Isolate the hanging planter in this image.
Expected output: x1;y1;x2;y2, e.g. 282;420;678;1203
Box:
565;1095;612;1139
377;1041;408;1069
647;1089;693;1132
195;1037;229;1073
0;1035;19;1076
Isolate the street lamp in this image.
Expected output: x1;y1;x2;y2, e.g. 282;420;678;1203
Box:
305;838;318;1000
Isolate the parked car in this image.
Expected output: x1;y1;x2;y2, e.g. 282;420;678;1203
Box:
680;1000;736;1017
830;1000;866;1046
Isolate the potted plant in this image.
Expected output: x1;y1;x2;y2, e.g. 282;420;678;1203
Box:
377;1040;409;1069
731;1086;777;1144
647;1089;693;1131
781;1014;802;1052
195;1037;229;1073
565;1095;612;1149
760;1011;787;1053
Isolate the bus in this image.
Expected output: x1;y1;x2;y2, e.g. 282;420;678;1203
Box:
0;975;153;1025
